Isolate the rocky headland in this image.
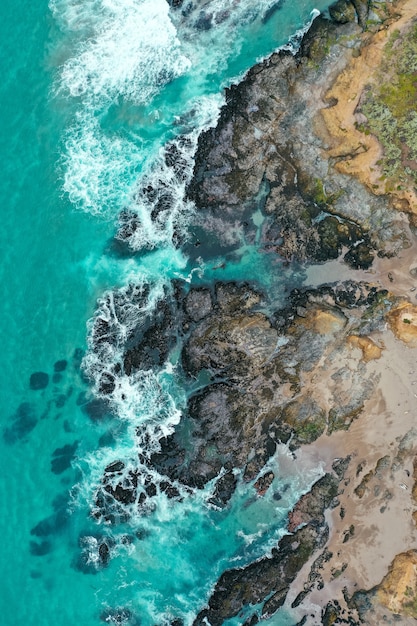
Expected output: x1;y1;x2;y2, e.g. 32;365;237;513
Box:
87;0;417;623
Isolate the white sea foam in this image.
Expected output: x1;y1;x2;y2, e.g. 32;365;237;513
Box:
52;0;298;219
281;8;321;53
54;0;190;104
62;112;144;215
55;1;335;620
61;92;221;218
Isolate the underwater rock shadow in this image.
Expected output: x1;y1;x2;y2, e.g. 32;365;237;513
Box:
3;402;38;444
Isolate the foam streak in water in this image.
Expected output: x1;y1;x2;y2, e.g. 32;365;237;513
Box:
54;0;190;104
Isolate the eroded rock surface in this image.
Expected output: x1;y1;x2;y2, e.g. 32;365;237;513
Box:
83;0;417;622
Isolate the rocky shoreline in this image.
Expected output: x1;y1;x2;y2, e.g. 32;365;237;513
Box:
85;0;417;623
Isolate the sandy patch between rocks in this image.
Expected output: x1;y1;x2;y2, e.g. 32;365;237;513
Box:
282;323;417;623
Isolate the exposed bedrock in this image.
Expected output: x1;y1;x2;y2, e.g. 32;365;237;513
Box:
90;276;394;523
194;473;341;625
185;5;410;265
87;6;416;618
151;279;393;496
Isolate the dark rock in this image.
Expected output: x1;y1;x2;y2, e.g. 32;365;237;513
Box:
209;471;238;507
148;280;385;497
29;371;49;390
184;6;406;272
160;481;181;499
105;460;125;474
194;11;212;30
322;600;342;625
281;398;327;445
262;587;288;616
253;471;275;496
98;372;116;395
164;141;192;181
332;455;351;478
193;466;342;625
344;241;374;269
184;383;256;484
194;523;326;625
104;471;138;505
329;0;357;23
288;473;339;532
100;607;140;625
150;433;186;478
184;287;213;322
350;588;376;621
315;216;361;262
350;0;370;27
75;534;116;573
99;541;110;566
300;14;340;61
121;295;179;376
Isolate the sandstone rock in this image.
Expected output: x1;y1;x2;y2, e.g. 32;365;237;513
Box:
347;334;383;361
387;302;417;346
377;550;417;617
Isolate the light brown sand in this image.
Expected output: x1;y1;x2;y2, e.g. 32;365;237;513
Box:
281;326;417;623
282;205;417;621
273;2;417;620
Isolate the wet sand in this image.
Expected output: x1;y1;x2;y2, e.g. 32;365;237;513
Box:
277;324;417;623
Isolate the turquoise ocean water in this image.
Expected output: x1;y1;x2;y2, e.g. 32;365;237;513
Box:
0;0;333;624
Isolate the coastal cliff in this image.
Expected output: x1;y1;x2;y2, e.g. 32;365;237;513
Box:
85;0;417;622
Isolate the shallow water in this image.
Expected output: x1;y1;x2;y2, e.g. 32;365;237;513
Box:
0;0;334;623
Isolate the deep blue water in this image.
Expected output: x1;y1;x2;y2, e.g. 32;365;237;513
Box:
0;0;333;624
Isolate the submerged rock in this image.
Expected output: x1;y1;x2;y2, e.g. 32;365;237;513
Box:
53;359;67;373
3;402;37;444
29;371;49;390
